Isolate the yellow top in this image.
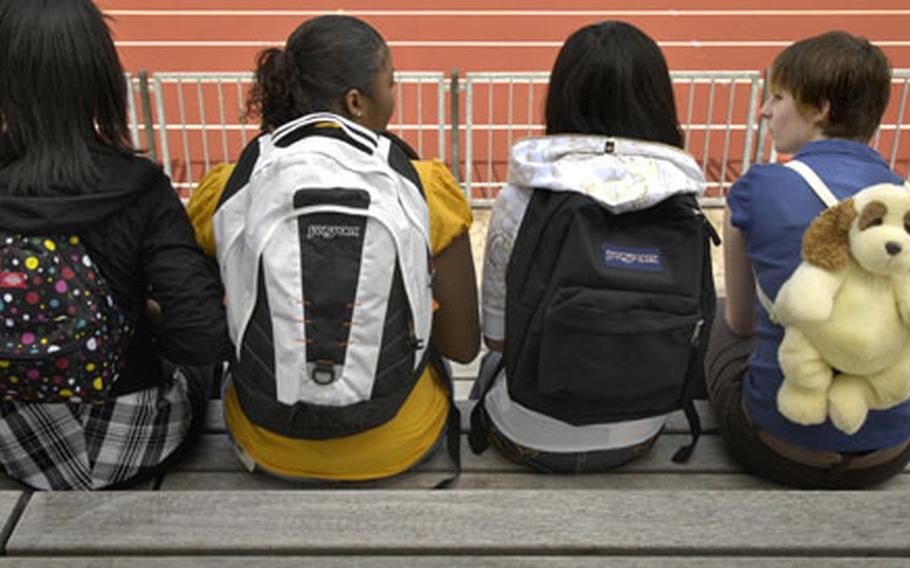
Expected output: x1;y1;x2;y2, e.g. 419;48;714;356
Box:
187;162;236;257
216;157;471;480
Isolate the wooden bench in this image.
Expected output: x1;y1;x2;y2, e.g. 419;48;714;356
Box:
0;360;907;565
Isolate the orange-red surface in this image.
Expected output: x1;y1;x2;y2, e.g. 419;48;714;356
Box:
98;1;910;73
96;1;910;192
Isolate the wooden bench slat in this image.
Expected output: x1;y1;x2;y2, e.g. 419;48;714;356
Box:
0;491;24;554
450;358;481;381
158;470;910;492
158;471;782;491
2;558;906;567
10;490;910;555
203;399;718;435
174;433;738;474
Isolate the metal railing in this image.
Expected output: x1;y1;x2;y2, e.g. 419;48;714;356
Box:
392;72;448;163
461;71;762;207
123;72;141;150
124;69;910;207
145;71;447;193
754;69;910;175
152;72;254;191
462;72;548;207
879;69;910;174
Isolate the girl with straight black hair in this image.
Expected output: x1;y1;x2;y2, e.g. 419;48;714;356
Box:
474;21;709;473
544;20;683;147
0;0;230;490
0;0;132;193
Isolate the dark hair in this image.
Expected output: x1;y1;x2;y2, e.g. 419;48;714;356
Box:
0;0;132;194
545;21;682;148
247;15;388;131
769;31;891;141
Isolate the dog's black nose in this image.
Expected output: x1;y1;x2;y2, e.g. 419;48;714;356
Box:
886;241;903;256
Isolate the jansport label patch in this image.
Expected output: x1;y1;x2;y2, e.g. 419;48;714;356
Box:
602;244;663;271
306;224;361;240
0;272;27;289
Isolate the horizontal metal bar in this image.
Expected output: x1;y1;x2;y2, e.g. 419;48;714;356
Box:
151;123;450;131
153;71;444;83
463;70;761;82
459;123;758;132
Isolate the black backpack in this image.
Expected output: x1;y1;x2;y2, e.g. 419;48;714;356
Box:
470;189;718;462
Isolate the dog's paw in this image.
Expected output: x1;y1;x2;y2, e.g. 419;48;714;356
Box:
774;264;841;323
778;333;833;390
775;294;833;324
777;382;828;425
864;365;910;409
828;376;870;435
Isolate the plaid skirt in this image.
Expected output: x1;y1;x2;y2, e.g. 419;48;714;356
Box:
0;367;194;490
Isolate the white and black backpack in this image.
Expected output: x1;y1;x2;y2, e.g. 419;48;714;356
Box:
214;113;445;440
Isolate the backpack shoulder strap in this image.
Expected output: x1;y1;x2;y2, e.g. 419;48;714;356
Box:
754;272;779;324
784;159;839;208
427;346;462;489
755;159;840;318
672;401;702;464
467;353;504;455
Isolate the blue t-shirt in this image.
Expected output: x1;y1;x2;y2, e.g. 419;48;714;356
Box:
727;139;910;452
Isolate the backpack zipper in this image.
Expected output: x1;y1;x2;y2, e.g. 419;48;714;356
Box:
690;318;705;346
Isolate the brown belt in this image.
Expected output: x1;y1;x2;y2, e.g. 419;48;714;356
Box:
742;397;910;470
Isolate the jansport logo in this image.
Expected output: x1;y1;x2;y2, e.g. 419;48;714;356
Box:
0;272;27;289
307;225;361;240
603;244;663;272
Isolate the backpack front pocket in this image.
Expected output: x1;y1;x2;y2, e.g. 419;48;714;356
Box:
537;287;701;417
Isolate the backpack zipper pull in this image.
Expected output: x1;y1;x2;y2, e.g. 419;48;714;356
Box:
691;318;705;346
428;259;437;289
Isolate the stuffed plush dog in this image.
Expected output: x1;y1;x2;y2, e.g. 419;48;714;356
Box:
774;182;910;434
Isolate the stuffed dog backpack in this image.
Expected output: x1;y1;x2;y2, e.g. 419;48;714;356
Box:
759;159;910;435
214;113;444;440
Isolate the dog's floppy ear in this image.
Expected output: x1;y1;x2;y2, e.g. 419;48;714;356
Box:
801;198;857;270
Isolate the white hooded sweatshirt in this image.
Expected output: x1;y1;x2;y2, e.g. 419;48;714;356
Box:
480;135;706;453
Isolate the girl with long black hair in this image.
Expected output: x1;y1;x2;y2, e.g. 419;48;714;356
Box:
0;0;230;490
474;21;709;472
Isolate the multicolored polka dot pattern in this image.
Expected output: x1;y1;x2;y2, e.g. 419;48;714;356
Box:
0;234;131;404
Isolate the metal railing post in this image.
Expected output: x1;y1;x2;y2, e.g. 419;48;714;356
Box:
138;70;157;163
741;75;760;174
124;73;140;149
889;78;909;170
153;75;171;177
449;69;461;185
754;68;770;164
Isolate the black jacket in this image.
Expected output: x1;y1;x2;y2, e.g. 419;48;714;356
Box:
0;147;231;395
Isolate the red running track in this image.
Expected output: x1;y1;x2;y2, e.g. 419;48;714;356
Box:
96;1;910;193
99;0;910;73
